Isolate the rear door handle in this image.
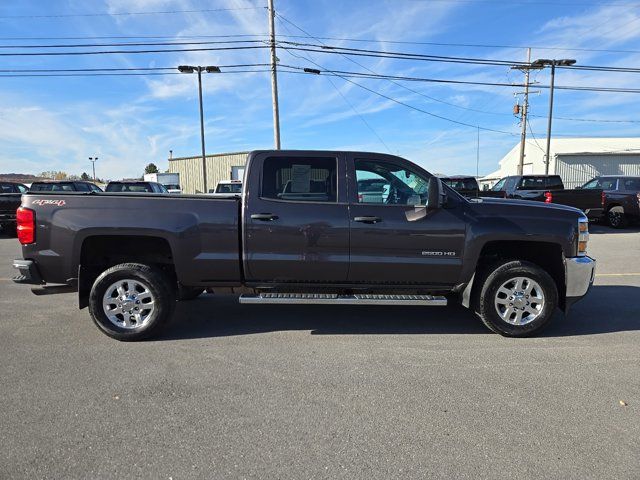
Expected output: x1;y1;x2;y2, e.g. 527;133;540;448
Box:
250;213;279;221
354;216;382;224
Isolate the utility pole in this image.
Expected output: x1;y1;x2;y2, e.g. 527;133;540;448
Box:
267;0;281;149
517;48;531;176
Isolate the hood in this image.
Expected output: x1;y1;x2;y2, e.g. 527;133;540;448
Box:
471;197;584;216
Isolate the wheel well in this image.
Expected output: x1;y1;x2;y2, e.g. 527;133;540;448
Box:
78;235;176;308
475;240;566;306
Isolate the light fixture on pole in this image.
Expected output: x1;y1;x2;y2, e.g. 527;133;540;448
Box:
89;156;98;181
531;58;577;174
177;65;221;193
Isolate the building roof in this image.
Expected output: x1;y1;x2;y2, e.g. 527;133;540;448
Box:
168;151;250;162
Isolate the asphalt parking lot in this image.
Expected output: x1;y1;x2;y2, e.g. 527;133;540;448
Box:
0;225;639;479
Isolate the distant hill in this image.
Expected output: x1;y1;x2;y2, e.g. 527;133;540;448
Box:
0;173;48;183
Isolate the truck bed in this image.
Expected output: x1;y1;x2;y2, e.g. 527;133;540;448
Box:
19;192;242;286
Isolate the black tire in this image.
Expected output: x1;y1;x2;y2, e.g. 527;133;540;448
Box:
178;285;205;301
88;263;176;341
475;260;558;337
607;207;628;229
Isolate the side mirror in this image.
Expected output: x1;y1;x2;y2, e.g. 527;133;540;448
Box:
427;176;446;209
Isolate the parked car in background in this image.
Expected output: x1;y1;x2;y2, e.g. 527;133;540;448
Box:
13;150;595;341
0;182;28;235
105;181;169;193
143;173;181;194
209;180;243;196
439;176;479;198
30;181;103;192
482;175;603;220
582;175;640;228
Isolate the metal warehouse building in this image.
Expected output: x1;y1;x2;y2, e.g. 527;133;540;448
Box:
481;137;640;189
168;151;249;194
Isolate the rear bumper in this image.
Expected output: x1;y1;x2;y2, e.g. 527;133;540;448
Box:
12;259;44;285
565;256;596;308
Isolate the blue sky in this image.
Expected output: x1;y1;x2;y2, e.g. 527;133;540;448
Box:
1;0;640;180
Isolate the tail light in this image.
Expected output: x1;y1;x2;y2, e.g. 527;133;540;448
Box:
16;207;35;245
544;191;553;203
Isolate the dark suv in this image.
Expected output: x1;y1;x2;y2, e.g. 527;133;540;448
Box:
30;181;102;192
582;176;640;228
439;176;479;198
105;181;168;193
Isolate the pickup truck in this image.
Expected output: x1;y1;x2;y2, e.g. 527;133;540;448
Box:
0;182;28;234
439;175;480;198
483;175;603;220
12;150;596;341
581;175;640;228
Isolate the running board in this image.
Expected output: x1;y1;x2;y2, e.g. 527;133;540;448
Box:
239;293;447;306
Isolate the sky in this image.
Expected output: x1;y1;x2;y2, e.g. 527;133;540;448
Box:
1;0;640;180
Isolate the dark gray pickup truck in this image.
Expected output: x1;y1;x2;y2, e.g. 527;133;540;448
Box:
12;150;595;340
0;182;28;235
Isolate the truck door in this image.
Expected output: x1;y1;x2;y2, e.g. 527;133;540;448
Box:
347;154;466;286
243;152;350;283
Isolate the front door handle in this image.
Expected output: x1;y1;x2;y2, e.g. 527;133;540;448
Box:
250;213;279;221
354;216;382;224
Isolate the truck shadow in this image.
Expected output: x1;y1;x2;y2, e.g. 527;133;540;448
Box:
589;223;640;234
160;285;640;340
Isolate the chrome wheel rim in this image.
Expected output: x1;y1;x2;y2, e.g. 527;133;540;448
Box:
102;278;155;330
494;276;545;326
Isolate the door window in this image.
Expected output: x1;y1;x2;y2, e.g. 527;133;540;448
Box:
355;159;429;206
583;178;617;190
261;157;337;202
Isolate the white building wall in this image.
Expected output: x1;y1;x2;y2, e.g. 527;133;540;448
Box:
481;137;640;189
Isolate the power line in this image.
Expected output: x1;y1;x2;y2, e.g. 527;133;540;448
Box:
0;45;269;57
275;13;515;119
292;67;640;94
0;39;266;49
0;64;270;73
282;42;640;74
0;69;271;78
0;7;264;19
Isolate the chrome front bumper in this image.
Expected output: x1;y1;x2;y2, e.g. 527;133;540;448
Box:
565;256;596;298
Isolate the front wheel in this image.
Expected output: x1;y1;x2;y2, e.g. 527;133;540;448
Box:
476;260;558;337
88;263;176;341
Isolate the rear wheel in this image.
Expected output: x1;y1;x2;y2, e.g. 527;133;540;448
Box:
476;260;558;337
607;206;628;229
88;263;176;341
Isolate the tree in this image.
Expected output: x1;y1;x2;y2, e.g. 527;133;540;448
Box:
144;163;159;175
80;172;90;181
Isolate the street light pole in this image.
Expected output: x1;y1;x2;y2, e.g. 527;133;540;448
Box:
89;157;98;181
530;58;576;175
178;65;221;193
196;66;207;192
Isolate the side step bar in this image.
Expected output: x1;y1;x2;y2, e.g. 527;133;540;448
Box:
239;293;447;306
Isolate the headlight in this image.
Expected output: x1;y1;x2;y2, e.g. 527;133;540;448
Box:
577;216;589;256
